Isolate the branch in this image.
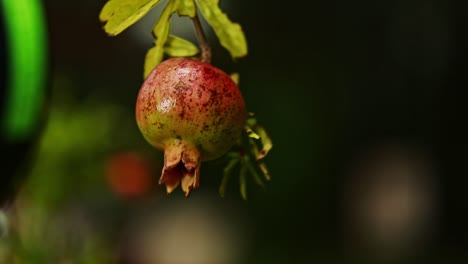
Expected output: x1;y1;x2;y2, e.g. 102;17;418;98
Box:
191;10;211;64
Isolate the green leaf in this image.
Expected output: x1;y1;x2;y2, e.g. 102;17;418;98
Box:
246;116;273;160
143;0;177;78
248;137;270;181
230;73;240;85
196;0;247;58
258;161;271;181
244;156;264;187
219;157;240;198
256;125;273;160
99;0;164;36
239;164;248;200
164;35;200;57
176;0;196;17
245;125;260;139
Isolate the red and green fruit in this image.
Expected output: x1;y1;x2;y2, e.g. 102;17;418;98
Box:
135;58;246;196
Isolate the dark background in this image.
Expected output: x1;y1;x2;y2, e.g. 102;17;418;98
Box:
2;0;467;263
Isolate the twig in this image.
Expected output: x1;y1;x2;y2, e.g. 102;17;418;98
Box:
191;9;211;64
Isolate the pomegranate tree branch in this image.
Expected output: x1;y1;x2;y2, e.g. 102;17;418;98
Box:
191;11;211;64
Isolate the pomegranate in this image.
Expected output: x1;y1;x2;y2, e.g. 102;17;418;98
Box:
135;58;246;196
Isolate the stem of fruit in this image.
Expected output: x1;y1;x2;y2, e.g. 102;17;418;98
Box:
191;10;211;64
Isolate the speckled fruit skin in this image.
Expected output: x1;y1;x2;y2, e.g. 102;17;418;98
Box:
136;58;246;196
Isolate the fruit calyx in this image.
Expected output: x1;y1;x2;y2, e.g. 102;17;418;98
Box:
160;140;200;197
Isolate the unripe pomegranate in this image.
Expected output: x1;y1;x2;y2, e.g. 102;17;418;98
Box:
136;58;246;196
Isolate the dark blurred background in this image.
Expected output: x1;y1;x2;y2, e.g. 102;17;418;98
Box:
1;0;467;263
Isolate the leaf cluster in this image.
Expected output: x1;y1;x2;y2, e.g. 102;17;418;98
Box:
99;0;248;78
220;113;273;200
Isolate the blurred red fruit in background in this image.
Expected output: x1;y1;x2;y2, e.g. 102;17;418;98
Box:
105;151;155;199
